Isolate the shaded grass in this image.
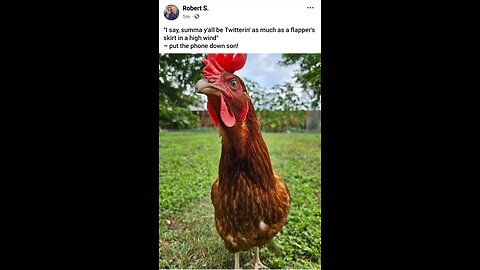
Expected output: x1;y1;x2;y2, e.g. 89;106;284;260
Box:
160;130;321;269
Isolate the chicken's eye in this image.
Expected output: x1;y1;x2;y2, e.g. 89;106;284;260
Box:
229;79;238;88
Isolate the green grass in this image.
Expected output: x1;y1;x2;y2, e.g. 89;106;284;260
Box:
160;130;321;269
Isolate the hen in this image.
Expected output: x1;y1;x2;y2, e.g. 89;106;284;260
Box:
195;54;290;269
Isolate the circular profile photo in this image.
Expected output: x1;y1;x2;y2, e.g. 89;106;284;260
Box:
164;5;179;20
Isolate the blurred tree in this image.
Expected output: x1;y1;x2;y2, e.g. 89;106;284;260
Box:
279;54;321;109
245;80;305;111
243;78;266;109
244;79;306;132
159;54;204;129
239;54;321;131
274;82;307;111
159;54;204;107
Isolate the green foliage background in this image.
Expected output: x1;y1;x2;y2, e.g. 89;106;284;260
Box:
279;54;321;109
159;54;203;129
256;110;306;132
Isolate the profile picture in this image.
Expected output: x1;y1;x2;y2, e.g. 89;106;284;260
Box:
164;5;179;20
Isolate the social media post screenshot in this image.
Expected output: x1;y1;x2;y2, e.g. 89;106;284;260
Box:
160;0;320;53
159;1;321;269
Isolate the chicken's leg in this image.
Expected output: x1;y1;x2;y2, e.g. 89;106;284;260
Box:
235;252;240;269
253;247;267;269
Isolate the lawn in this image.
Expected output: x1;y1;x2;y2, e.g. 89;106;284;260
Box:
159;130;321;269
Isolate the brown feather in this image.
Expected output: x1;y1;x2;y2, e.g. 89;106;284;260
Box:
211;100;291;253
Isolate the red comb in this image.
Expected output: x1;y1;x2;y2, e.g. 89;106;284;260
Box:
202;54;247;78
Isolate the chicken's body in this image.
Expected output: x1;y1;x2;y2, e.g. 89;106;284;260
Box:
211;103;290;254
195;54;290;269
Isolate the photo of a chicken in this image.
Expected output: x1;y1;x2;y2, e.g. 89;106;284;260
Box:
195;54;291;269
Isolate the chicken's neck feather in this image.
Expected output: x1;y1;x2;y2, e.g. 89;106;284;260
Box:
218;101;275;190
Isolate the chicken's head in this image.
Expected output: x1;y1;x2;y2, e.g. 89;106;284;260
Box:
195;54;249;128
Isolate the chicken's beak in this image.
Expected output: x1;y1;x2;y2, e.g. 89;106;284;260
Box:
195;78;221;96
